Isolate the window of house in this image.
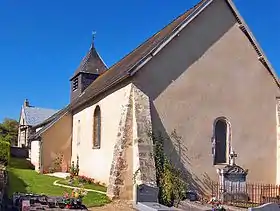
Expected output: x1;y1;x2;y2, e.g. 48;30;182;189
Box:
212;117;231;165
73;78;78;91
93;105;101;148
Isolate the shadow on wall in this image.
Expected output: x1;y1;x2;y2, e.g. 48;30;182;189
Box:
133;1;236;102
150;103;214;197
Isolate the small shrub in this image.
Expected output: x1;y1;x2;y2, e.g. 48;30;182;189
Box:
75;156;80;176
78;175;87;183
48;166;55;173
53;153;63;172
152;131;188;207
69;161;75;179
0;140;10;166
69;156;79;178
88;178;95;184
43;170;49;174
76;175;97;185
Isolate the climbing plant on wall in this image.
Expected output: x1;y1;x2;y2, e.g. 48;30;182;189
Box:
151;130;187;207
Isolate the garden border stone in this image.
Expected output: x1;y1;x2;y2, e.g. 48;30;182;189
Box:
53;180;106;195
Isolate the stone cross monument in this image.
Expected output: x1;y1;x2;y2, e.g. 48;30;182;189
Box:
216;148;248;203
229;149;237;166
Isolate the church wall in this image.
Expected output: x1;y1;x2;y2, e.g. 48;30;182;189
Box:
132;0;280;194
72;84;132;185
41;113;72;172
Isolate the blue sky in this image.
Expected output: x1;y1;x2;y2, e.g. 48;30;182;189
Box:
0;0;279;122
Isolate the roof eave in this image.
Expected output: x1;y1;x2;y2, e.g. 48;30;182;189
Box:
224;0;280;88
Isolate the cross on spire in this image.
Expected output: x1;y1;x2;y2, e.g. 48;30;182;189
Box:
92;31;97;45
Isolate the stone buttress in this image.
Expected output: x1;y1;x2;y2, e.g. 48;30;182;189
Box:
106;84;157;202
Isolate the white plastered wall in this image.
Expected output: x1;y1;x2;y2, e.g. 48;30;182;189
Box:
72;84;132;185
31;140;40;172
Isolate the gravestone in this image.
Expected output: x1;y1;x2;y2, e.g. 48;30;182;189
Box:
137;184;159;202
217;150;249;202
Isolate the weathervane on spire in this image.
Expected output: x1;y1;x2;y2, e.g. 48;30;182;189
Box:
92;31;97;45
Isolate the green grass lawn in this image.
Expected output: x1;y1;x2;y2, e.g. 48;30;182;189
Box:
8;158;111;207
57;179;107;192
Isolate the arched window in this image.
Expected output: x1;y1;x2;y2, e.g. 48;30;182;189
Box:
212;117;231;165
93;105;101;148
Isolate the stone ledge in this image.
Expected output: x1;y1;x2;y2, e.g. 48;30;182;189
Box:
134;202;183;211
248;203;280;211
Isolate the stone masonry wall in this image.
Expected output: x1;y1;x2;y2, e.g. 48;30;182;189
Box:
106;84;158;201
132;85;157;188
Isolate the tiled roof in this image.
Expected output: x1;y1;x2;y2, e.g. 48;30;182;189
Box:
23;106;59;126
69;0;207;111
29;106;69;140
70;44;108;80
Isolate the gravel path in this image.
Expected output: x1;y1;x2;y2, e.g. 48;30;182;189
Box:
89;200;136;211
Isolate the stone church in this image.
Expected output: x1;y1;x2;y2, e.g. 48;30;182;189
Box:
28;0;280;200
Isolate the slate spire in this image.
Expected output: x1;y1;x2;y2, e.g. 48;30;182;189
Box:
70;34;107;102
70;40;107;80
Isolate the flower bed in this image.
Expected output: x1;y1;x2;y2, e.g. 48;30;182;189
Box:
61;175;107;193
65;158;107;192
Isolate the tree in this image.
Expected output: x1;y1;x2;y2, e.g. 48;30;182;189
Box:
0;118;19;146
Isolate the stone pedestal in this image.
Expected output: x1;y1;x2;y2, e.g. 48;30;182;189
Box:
217;150;249;203
134;202;182;211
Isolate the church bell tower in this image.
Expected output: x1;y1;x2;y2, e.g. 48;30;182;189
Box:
70;34;107;102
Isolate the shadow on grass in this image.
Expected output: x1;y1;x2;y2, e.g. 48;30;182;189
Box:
9;157;35;170
8;170;28;197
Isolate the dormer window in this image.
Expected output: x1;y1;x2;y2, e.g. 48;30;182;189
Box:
73;78;78;91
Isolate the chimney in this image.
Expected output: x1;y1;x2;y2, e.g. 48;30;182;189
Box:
24;99;30;107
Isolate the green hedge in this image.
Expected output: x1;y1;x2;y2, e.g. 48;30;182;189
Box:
0;140;10;166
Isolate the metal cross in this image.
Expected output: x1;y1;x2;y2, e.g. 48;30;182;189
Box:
229;150;237;166
92;31;97;43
